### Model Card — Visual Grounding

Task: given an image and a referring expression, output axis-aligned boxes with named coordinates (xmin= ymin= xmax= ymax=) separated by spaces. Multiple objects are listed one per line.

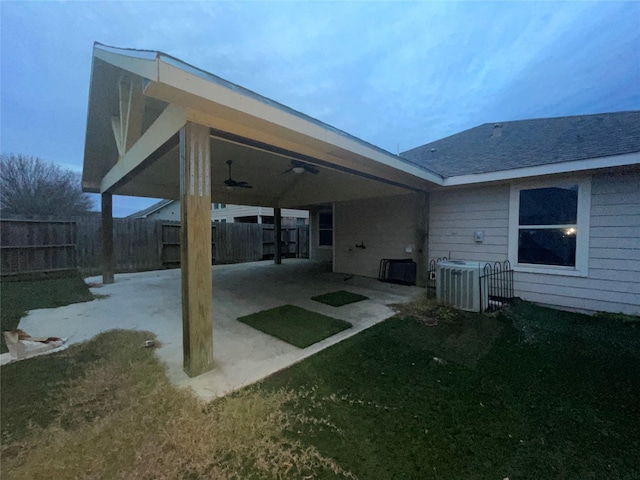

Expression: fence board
xmin=1 ymin=218 xmax=76 ymax=275
xmin=1 ymin=217 xmax=308 ymax=279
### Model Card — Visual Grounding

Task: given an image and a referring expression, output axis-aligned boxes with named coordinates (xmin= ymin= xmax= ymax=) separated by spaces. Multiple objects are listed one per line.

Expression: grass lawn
xmin=237 ymin=304 xmax=352 ymax=348
xmin=0 ymin=274 xmax=94 ymax=353
xmin=312 ymin=290 xmax=369 ymax=307
xmin=2 ymin=293 xmax=639 ymax=479
xmin=259 ymin=300 xmax=640 ymax=479
xmin=1 ymin=330 xmax=353 ymax=479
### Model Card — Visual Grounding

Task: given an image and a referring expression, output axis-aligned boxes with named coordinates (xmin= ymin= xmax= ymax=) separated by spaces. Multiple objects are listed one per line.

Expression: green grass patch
xmin=4 ymin=295 xmax=639 ymax=479
xmin=259 ymin=298 xmax=640 ymax=479
xmin=311 ymin=290 xmax=368 ymax=307
xmin=238 ymin=305 xmax=352 ymax=348
xmin=0 ymin=274 xmax=94 ymax=353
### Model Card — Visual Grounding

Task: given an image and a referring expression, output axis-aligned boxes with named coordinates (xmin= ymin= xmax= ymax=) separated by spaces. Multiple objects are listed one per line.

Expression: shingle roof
xmin=400 ymin=111 xmax=640 ymax=178
xmin=126 ymin=200 xmax=174 ymax=219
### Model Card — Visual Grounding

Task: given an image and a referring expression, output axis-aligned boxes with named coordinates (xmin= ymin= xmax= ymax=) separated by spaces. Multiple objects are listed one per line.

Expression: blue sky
xmin=2 ymin=1 xmax=639 ymax=217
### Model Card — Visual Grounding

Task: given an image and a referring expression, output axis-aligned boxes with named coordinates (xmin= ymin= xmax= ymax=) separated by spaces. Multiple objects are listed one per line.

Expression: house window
xmin=213 ymin=203 xmax=226 ymax=210
xmin=318 ymin=211 xmax=333 ymax=247
xmin=508 ymin=178 xmax=591 ymax=276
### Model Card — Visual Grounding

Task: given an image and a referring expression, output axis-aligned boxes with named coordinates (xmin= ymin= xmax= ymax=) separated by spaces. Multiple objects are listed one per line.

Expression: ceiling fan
xmin=224 ymin=160 xmax=252 ymax=189
xmin=282 ymin=160 xmax=320 ymax=175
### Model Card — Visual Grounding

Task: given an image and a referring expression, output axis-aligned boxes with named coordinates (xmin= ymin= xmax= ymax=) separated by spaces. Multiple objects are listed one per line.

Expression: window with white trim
xmin=508 ymin=178 xmax=590 ymax=276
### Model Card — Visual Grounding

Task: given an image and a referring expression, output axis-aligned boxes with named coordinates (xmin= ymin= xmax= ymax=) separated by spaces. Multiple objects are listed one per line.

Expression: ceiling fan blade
xmin=281 ymin=167 xmax=294 ymax=174
xmin=304 ymin=164 xmax=320 ymax=174
xmin=238 ymin=183 xmax=253 ymax=189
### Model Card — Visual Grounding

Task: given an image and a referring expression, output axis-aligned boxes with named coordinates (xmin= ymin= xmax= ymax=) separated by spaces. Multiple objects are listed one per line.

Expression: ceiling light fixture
xmin=292 ymin=166 xmax=305 ymax=174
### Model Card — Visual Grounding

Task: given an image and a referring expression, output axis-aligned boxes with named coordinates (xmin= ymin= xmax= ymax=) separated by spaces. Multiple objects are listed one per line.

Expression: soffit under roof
xmin=82 ymin=44 xmax=441 ymax=207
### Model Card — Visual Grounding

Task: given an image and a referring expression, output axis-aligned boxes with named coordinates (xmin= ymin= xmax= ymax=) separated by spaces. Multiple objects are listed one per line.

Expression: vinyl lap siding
xmin=428 ymin=185 xmax=510 ymax=263
xmin=212 ymin=206 xmax=309 ymax=223
xmin=147 ymin=202 xmax=181 ymax=220
xmin=513 ymin=170 xmax=640 ymax=315
xmin=429 ymin=171 xmax=640 ymax=315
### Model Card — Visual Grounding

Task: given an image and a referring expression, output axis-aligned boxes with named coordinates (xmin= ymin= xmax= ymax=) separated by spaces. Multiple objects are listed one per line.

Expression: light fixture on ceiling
xmin=282 ymin=160 xmax=320 ymax=175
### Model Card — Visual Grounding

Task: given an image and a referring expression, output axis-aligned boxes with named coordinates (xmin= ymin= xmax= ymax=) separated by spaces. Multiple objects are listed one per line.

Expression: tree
xmin=0 ymin=154 xmax=93 ymax=216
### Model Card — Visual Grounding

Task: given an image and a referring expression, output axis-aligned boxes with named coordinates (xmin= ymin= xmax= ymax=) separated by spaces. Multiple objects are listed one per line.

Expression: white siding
xmin=143 ymin=202 xmax=308 ymax=224
xmin=428 ymin=170 xmax=640 ymax=315
xmin=212 ymin=205 xmax=308 ymax=223
xmin=147 ymin=201 xmax=181 ymax=220
xmin=334 ymin=194 xmax=417 ymax=278
xmin=514 ymin=171 xmax=640 ymax=315
xmin=428 ymin=185 xmax=510 ymax=263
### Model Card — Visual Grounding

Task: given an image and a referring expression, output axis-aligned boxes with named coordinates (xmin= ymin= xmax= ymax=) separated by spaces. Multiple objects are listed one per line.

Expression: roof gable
xmin=127 ymin=199 xmax=174 ymax=218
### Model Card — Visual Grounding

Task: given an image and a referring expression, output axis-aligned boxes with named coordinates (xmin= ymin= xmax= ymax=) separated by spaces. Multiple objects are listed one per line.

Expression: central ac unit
xmin=436 ymin=260 xmax=487 ymax=312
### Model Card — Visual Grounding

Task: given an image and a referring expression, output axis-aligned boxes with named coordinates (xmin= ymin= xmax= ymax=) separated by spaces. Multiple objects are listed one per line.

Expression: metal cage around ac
xmin=427 ymin=258 xmax=514 ymax=313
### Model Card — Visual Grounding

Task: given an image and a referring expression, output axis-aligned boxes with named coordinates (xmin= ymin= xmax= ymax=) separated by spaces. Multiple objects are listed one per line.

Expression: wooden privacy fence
xmin=1 ymin=217 xmax=309 ymax=278
xmin=0 ymin=218 xmax=77 ymax=276
xmin=161 ymin=223 xmax=308 ymax=266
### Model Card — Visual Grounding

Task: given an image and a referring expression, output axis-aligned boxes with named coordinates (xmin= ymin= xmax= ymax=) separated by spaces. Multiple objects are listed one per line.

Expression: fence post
xmin=102 ymin=193 xmax=115 ymax=284
xmin=274 ymin=208 xmax=282 ymax=265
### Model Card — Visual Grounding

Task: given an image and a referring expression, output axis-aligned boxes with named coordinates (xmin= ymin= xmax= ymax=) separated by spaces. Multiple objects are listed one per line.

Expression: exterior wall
xmin=309 ymin=205 xmax=333 ymax=264
xmin=428 ymin=169 xmax=640 ymax=315
xmin=212 ymin=205 xmax=308 ymax=224
xmin=142 ymin=202 xmax=308 ymax=224
xmin=145 ymin=201 xmax=181 ymax=221
xmin=334 ymin=194 xmax=417 ymax=278
xmin=428 ymin=184 xmax=510 ymax=263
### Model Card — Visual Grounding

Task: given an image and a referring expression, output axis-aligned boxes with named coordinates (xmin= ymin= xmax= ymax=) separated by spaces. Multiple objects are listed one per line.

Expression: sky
xmin=1 ymin=1 xmax=639 ymax=217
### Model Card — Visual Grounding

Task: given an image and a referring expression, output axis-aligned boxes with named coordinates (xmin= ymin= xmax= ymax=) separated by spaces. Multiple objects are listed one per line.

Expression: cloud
xmin=1 ymin=1 xmax=638 ymax=216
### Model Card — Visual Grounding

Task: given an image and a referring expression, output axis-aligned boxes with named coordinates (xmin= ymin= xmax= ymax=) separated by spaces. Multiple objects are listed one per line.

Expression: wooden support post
xmin=415 ymin=192 xmax=429 ymax=287
xmin=102 ymin=192 xmax=114 ymax=284
xmin=180 ymin=122 xmax=214 ymax=377
xmin=274 ymin=207 xmax=282 ymax=265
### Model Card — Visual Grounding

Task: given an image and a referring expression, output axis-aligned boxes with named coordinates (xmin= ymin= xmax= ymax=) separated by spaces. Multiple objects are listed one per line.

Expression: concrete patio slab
xmin=18 ymin=259 xmax=422 ymax=401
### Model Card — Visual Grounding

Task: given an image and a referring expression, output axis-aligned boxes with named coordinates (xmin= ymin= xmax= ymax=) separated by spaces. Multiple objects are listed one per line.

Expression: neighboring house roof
xmin=127 ymin=200 xmax=310 ymax=219
xmin=401 ymin=111 xmax=640 ymax=179
xmin=126 ymin=199 xmax=174 ymax=219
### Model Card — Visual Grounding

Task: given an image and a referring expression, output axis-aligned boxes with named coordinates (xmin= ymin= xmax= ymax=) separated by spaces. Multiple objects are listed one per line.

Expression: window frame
xmin=508 ymin=176 xmax=591 ymax=277
xmin=317 ymin=210 xmax=333 ymax=248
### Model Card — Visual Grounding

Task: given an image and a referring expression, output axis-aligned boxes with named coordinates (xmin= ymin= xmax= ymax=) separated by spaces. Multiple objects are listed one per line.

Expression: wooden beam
xmin=110 ymin=76 xmax=144 ymax=158
xmin=102 ymin=193 xmax=114 ymax=284
xmin=124 ymin=77 xmax=145 ymax=152
xmin=414 ymin=192 xmax=429 ymax=287
xmin=180 ymin=122 xmax=214 ymax=377
xmin=274 ymin=207 xmax=282 ymax=265
xmin=101 ymin=104 xmax=186 ymax=193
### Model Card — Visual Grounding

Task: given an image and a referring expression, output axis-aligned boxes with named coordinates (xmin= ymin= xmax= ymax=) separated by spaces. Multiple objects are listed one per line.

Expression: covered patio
xmin=19 ymin=260 xmax=421 ymax=400
xmin=82 ymin=43 xmax=438 ymax=377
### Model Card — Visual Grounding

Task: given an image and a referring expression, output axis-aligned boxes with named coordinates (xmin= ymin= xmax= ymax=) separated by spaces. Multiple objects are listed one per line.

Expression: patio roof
xmin=82 ymin=43 xmax=441 ymax=208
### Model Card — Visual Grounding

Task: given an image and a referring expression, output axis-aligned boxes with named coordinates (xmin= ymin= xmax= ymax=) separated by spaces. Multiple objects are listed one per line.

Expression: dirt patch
xmin=391 ymin=294 xmax=504 ymax=368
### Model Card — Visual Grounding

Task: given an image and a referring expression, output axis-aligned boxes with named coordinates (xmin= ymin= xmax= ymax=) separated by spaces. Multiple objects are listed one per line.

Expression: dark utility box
xmin=378 ymin=258 xmax=417 ymax=286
